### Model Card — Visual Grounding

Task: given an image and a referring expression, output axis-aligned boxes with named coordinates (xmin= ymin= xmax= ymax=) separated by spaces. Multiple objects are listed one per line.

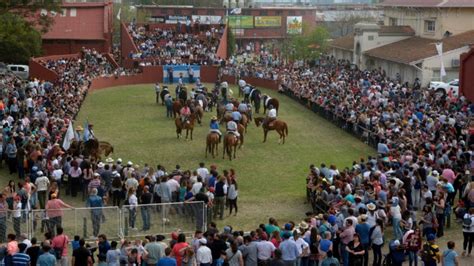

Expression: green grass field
xmin=74 ymin=84 xmax=374 ymax=229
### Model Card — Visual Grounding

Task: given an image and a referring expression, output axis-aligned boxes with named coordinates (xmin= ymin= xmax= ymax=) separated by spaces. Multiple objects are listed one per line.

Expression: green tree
xmin=0 ymin=0 xmax=61 ymax=34
xmin=290 ymin=25 xmax=329 ymax=62
xmin=0 ymin=13 xmax=42 ymax=63
xmin=227 ymin=26 xmax=236 ymax=58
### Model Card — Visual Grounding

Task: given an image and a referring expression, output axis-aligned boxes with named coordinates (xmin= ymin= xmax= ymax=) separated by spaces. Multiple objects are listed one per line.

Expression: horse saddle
xmin=268 ymin=120 xmax=275 ymax=127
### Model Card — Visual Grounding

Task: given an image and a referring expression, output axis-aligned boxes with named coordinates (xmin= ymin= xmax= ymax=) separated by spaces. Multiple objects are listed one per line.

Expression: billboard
xmin=165 ymin=15 xmax=188 ymax=24
xmin=228 ymin=16 xmax=254 ymax=29
xmin=287 ymin=16 xmax=303 ymax=34
xmin=255 ymin=16 xmax=281 ymax=27
xmin=192 ymin=15 xmax=223 ymax=25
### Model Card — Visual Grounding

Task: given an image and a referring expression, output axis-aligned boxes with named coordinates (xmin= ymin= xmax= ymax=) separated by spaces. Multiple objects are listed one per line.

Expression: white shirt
xmin=268 ymin=109 xmax=277 ymax=118
xmin=257 ymin=240 xmax=276 ymax=260
xmin=128 ymin=194 xmax=138 ymax=209
xmin=35 ymin=176 xmax=50 ymax=192
xmin=125 ymin=178 xmax=138 ymax=191
xmin=13 ymin=202 xmax=22 ymax=218
xmin=167 ymin=179 xmax=180 ymax=193
xmin=191 ymin=182 xmax=203 ymax=195
xmin=294 ymin=237 xmax=309 ymax=256
xmin=197 ymin=167 xmax=209 ymax=182
xmin=197 ymin=246 xmax=213 ymax=264
xmin=52 ymin=169 xmax=63 ymax=182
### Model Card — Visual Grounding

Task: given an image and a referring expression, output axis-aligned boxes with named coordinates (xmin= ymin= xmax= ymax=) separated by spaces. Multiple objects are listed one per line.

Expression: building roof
xmin=364 ymin=30 xmax=474 ymax=64
xmin=379 ymin=26 xmax=415 ymax=36
xmin=330 ymin=35 xmax=354 ymax=51
xmin=380 ymin=0 xmax=474 ymax=8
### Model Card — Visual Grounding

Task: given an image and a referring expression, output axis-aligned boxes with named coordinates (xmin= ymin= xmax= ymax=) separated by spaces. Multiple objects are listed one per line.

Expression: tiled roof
xmin=330 ymin=35 xmax=354 ymax=51
xmin=380 ymin=0 xmax=474 ymax=8
xmin=364 ymin=30 xmax=474 ymax=64
xmin=379 ymin=26 xmax=415 ymax=36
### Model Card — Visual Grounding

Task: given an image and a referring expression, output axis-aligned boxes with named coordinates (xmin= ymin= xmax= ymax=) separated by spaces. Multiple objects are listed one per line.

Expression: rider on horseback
xmin=180 ymin=103 xmax=191 ymax=124
xmin=243 ymin=84 xmax=252 ymax=102
xmin=264 ymin=105 xmax=277 ymax=128
xmin=209 ymin=116 xmax=222 ymax=142
xmin=231 ymin=110 xmax=242 ymax=124
xmin=226 ymin=120 xmax=240 ymax=139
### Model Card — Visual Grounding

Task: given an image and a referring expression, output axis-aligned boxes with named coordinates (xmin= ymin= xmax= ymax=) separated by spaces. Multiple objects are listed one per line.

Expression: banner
xmin=62 ymin=121 xmax=75 ymax=150
xmin=287 ymin=16 xmax=303 ymax=34
xmin=192 ymin=15 xmax=222 ymax=25
xmin=165 ymin=15 xmax=188 ymax=24
xmin=163 ymin=65 xmax=201 ymax=84
xmin=255 ymin=16 xmax=281 ymax=27
xmin=228 ymin=16 xmax=254 ymax=29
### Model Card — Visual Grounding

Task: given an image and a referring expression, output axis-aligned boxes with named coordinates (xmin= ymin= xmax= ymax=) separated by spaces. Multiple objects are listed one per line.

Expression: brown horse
xmin=223 ymin=133 xmax=239 ymax=160
xmin=98 ymin=141 xmax=114 ymax=156
xmin=237 ymin=124 xmax=245 ymax=148
xmin=254 ymin=117 xmax=288 ymax=144
xmin=240 ymin=113 xmax=249 ymax=133
xmin=172 ymin=100 xmax=182 ymax=118
xmin=192 ymin=103 xmax=204 ymax=125
xmin=262 ymin=96 xmax=280 ymax=115
xmin=205 ymin=132 xmax=219 ymax=158
xmin=175 ymin=113 xmax=196 ymax=140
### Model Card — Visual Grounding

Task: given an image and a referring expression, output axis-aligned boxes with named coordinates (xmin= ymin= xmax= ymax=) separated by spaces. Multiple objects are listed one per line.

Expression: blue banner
xmin=163 ymin=65 xmax=201 ymax=84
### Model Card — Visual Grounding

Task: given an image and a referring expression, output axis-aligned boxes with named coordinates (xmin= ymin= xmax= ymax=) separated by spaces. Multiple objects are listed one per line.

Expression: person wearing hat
xmin=86 ymin=188 xmax=103 ymax=237
xmin=35 ymin=171 xmax=50 ymax=209
xmin=355 ymin=214 xmax=371 ymax=266
xmin=45 ymin=193 xmax=73 ymax=236
xmin=209 ymin=116 xmax=222 ymax=142
xmin=74 ymin=125 xmax=83 ymax=141
xmin=420 ymin=234 xmax=440 ymax=266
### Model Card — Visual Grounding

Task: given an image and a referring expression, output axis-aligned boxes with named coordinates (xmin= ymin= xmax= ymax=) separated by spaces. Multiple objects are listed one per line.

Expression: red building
xmin=41 ymin=1 xmax=113 ymax=56
xmin=135 ymin=5 xmax=316 ymax=51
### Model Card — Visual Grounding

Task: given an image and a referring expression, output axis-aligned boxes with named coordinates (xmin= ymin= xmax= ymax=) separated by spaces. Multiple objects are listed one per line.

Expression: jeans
xmin=214 ymin=196 xmax=225 ymax=219
xmin=92 ymin=211 xmax=102 ymax=236
xmin=141 ymin=206 xmax=150 ymax=230
xmin=392 ymin=217 xmax=402 ymax=240
xmin=56 ymin=257 xmax=68 ymax=266
xmin=48 ymin=216 xmax=62 ymax=237
xmin=38 ymin=190 xmax=47 ymax=209
xmin=340 ymin=243 xmax=349 ymax=266
xmin=129 ymin=208 xmax=136 ymax=228
xmin=13 ymin=217 xmax=21 ymax=236
xmin=464 ymin=231 xmax=474 ymax=254
xmin=228 ymin=198 xmax=238 ymax=215
xmin=436 ymin=213 xmax=445 ymax=237
xmin=411 ymin=189 xmax=421 ymax=209
xmin=372 ymin=244 xmax=382 ymax=266
xmin=0 ymin=216 xmax=6 ymax=243
xmin=408 ymin=250 xmax=418 ymax=266
xmin=362 ymin=243 xmax=369 ymax=266
xmin=70 ymin=177 xmax=80 ymax=197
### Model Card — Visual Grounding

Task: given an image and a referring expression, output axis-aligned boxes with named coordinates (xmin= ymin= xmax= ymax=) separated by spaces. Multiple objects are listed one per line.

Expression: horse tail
xmin=284 ymin=123 xmax=288 ymax=137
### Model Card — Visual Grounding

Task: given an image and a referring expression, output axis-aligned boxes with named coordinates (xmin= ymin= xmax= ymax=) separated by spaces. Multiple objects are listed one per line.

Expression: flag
xmin=62 ymin=121 xmax=75 ymax=150
xmin=83 ymin=120 xmax=90 ymax=142
xmin=435 ymin=42 xmax=447 ymax=79
xmin=230 ymin=8 xmax=241 ymax=15
xmin=116 ymin=7 xmax=121 ymax=20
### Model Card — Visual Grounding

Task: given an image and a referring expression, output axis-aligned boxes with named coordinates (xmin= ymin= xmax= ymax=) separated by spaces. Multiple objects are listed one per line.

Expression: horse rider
xmin=264 ymin=105 xmax=277 ymax=128
xmin=75 ymin=125 xmax=83 ymax=141
xmin=220 ymin=81 xmax=228 ymax=103
xmin=225 ymin=101 xmax=234 ymax=112
xmin=243 ymin=84 xmax=252 ymax=102
xmin=238 ymin=101 xmax=248 ymax=114
xmin=155 ymin=82 xmax=161 ymax=104
xmin=238 ymin=78 xmax=246 ymax=95
xmin=231 ymin=109 xmax=242 ymax=124
xmin=226 ymin=120 xmax=240 ymax=139
xmin=209 ymin=116 xmax=222 ymax=142
xmin=180 ymin=103 xmax=191 ymax=123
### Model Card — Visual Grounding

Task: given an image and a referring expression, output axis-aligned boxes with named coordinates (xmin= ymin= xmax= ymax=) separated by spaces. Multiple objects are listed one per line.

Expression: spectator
xmin=51 ymin=226 xmax=69 ymax=266
xmin=158 ymin=247 xmax=177 ymax=266
xmin=37 ymin=241 xmax=56 ymax=266
xmin=442 ymin=241 xmax=459 ymax=266
xmin=72 ymin=239 xmax=92 ymax=266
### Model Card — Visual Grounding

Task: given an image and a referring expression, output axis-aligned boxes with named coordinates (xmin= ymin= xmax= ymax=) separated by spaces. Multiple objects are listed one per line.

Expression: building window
xmin=368 ymin=35 xmax=374 ymax=41
xmin=389 ymin=17 xmax=397 ymax=26
xmin=424 ymin=20 xmax=436 ymax=33
xmin=260 ymin=10 xmax=267 ymax=16
xmin=70 ymin=8 xmax=76 ymax=17
xmin=60 ymin=8 xmax=66 ymax=17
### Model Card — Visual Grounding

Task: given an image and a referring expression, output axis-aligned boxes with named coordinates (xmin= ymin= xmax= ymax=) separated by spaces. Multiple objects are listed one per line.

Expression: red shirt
xmin=172 ymin=242 xmax=189 ymax=266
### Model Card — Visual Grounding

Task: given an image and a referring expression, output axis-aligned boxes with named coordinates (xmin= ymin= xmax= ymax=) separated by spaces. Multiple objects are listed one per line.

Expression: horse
xmin=262 ymin=95 xmax=280 ymax=115
xmin=223 ymin=133 xmax=239 ymax=160
xmin=240 ymin=113 xmax=249 ymax=133
xmin=205 ymin=132 xmax=219 ymax=158
xmin=175 ymin=113 xmax=196 ymax=140
xmin=249 ymin=88 xmax=261 ymax=114
xmin=172 ymin=100 xmax=182 ymax=118
xmin=98 ymin=141 xmax=114 ymax=156
xmin=160 ymin=88 xmax=170 ymax=105
xmin=217 ymin=103 xmax=226 ymax=122
xmin=191 ymin=101 xmax=204 ymax=125
xmin=237 ymin=124 xmax=245 ymax=148
xmin=83 ymin=139 xmax=101 ymax=160
xmin=254 ymin=117 xmax=288 ymax=144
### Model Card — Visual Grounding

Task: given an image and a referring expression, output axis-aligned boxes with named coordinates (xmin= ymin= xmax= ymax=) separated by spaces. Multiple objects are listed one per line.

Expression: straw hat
xmin=75 ymin=125 xmax=83 ymax=131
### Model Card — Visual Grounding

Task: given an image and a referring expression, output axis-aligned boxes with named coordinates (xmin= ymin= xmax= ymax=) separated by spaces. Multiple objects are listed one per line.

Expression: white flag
xmin=62 ymin=121 xmax=75 ymax=150
xmin=116 ymin=7 xmax=121 ymax=20
xmin=230 ymin=8 xmax=241 ymax=15
xmin=435 ymin=42 xmax=447 ymax=79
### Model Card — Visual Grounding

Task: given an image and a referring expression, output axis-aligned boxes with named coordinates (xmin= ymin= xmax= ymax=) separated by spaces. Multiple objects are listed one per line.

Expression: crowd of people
xmin=128 ymin=22 xmax=224 ymax=66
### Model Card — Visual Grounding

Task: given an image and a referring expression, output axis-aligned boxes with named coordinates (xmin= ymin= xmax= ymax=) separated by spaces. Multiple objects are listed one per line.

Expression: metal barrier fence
xmin=5 ymin=202 xmax=206 ymax=241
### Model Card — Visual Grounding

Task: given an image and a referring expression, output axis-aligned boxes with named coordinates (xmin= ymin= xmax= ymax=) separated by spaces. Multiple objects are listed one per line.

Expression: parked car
xmin=7 ymin=64 xmax=29 ymax=80
xmin=429 ymin=79 xmax=459 ymax=97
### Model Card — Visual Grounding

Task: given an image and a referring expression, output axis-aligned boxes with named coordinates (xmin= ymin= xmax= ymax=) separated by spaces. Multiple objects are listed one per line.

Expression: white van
xmin=7 ymin=64 xmax=29 ymax=79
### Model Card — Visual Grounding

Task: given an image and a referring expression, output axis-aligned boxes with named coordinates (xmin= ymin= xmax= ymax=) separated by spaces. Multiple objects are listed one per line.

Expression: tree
xmin=227 ymin=26 xmax=236 ymax=58
xmin=290 ymin=25 xmax=330 ymax=62
xmin=0 ymin=0 xmax=61 ymax=34
xmin=0 ymin=13 xmax=42 ymax=63
xmin=330 ymin=13 xmax=377 ymax=37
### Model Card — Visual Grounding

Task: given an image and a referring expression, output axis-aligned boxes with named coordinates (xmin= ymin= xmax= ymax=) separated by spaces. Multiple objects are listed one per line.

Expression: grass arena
xmin=74 ymin=83 xmax=374 ymax=229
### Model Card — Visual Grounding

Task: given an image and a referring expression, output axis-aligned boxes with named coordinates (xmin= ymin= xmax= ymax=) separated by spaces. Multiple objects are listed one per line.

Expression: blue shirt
xmin=442 ymin=249 xmax=458 ymax=266
xmin=355 ymin=223 xmax=371 ymax=244
xmin=210 ymin=121 xmax=219 ymax=130
xmin=37 ymin=253 xmax=56 ymax=266
xmin=231 ymin=111 xmax=242 ymax=121
xmin=157 ymin=257 xmax=177 ymax=266
xmin=279 ymin=239 xmax=299 ymax=261
xmin=319 ymin=239 xmax=332 ymax=253
xmin=12 ymin=252 xmax=30 ymax=266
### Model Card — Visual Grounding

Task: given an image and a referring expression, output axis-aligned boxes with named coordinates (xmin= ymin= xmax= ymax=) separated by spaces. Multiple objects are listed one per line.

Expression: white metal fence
xmin=3 ymin=202 xmax=206 ymax=241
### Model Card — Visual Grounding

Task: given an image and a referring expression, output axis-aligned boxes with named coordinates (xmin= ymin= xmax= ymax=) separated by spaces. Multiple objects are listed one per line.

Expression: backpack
xmin=463 ymin=215 xmax=472 ymax=229
xmin=421 ymin=243 xmax=436 ymax=263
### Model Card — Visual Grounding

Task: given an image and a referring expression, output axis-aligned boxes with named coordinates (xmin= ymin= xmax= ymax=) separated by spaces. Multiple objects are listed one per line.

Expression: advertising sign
xmin=165 ymin=15 xmax=188 ymax=24
xmin=254 ymin=16 xmax=281 ymax=27
xmin=228 ymin=16 xmax=254 ymax=29
xmin=163 ymin=65 xmax=200 ymax=83
xmin=287 ymin=16 xmax=303 ymax=34
xmin=192 ymin=15 xmax=223 ymax=25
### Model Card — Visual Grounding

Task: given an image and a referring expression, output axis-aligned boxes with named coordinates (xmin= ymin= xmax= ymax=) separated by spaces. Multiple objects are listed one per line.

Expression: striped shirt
xmin=12 ymin=252 xmax=30 ymax=265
